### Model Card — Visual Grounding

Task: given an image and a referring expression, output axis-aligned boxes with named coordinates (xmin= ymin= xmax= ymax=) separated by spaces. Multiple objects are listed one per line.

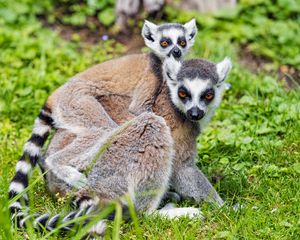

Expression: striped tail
xmin=12 ymin=196 xmax=130 ymax=237
xmin=14 ymin=204 xmax=97 ymax=233
xmin=9 ymin=104 xmax=54 ymax=214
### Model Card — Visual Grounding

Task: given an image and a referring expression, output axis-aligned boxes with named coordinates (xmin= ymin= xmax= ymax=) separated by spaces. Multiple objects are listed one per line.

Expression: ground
xmin=0 ymin=1 xmax=299 ymax=239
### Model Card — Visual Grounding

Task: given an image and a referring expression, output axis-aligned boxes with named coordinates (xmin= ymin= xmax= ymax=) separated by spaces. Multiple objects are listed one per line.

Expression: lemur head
xmin=142 ymin=19 xmax=197 ymax=60
xmin=163 ymin=56 xmax=232 ymax=124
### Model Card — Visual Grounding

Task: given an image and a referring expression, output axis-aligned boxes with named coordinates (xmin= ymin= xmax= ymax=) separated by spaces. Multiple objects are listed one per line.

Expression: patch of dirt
xmin=278 ymin=65 xmax=300 ymax=89
xmin=239 ymin=45 xmax=272 ymax=71
xmin=41 ymin=17 xmax=104 ymax=44
xmin=239 ymin=45 xmax=300 ymax=89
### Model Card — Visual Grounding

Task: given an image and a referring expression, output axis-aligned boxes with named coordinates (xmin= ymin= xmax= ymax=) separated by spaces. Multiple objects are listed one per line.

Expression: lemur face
xmin=142 ymin=19 xmax=197 ymax=60
xmin=163 ymin=57 xmax=232 ymax=122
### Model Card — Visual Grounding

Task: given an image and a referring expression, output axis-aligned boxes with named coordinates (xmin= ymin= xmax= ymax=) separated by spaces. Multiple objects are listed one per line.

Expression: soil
xmin=239 ymin=45 xmax=300 ymax=89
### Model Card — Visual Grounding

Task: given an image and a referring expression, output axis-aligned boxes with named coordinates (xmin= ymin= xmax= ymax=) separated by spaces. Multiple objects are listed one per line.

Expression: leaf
xmin=219 ymin=157 xmax=229 ymax=165
xmin=0 ymin=9 xmax=17 ymax=23
xmin=279 ymin=221 xmax=293 ymax=228
xmin=292 ymin=163 xmax=300 ymax=174
xmin=15 ymin=87 xmax=32 ymax=97
xmin=241 ymin=137 xmax=253 ymax=144
xmin=266 ymin=164 xmax=279 ymax=173
xmin=233 ymin=163 xmax=246 ymax=171
xmin=256 ymin=126 xmax=274 ymax=135
xmin=239 ymin=95 xmax=256 ymax=105
xmin=217 ymin=231 xmax=231 ymax=238
xmin=97 ymin=8 xmax=115 ymax=27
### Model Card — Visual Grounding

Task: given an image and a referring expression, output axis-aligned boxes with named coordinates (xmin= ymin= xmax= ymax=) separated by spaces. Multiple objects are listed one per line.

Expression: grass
xmin=0 ymin=1 xmax=300 ymax=239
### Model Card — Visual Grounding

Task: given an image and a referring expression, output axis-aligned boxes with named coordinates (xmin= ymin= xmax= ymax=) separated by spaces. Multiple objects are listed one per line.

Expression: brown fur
xmin=47 ymin=53 xmax=160 ymax=123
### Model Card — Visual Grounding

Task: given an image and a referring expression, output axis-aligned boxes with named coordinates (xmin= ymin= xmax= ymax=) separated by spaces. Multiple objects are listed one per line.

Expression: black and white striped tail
xmin=12 ymin=196 xmax=130 ymax=236
xmin=13 ymin=203 xmax=97 ymax=233
xmin=9 ymin=104 xmax=54 ymax=214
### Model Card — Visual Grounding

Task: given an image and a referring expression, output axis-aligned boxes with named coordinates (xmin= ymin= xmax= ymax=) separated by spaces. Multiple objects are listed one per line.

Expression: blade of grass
xmin=112 ymin=202 xmax=122 ymax=240
xmin=125 ymin=194 xmax=143 ymax=240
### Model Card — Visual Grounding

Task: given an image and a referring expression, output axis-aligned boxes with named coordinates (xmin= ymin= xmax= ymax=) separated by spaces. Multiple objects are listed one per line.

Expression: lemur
xmin=9 ymin=19 xmax=197 ymax=214
xmin=14 ymin=56 xmax=232 ymax=235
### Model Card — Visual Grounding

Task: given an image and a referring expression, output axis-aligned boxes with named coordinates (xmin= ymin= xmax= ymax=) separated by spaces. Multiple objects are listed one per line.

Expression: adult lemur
xmin=9 ymin=19 xmax=197 ymax=212
xmin=23 ymin=55 xmax=231 ymax=235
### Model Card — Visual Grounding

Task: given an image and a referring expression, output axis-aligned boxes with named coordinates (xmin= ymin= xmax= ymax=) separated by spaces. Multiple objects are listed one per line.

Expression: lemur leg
xmin=171 ymin=159 xmax=224 ymax=207
xmin=45 ymin=94 xmax=119 ymax=189
xmin=45 ymin=129 xmax=114 ymax=189
xmin=41 ymin=129 xmax=75 ymax=197
xmin=87 ymin=112 xmax=174 ymax=212
xmin=87 ymin=112 xmax=202 ymax=221
xmin=61 ymin=112 xmax=175 ymax=236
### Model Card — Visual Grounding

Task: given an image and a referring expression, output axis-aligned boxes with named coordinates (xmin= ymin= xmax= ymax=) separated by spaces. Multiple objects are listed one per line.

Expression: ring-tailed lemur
xmin=14 ymin=56 xmax=232 ymax=236
xmin=8 ymin=19 xmax=197 ymax=214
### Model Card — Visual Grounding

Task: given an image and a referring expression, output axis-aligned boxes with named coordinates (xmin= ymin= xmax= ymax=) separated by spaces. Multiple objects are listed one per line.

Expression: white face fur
xmin=142 ymin=19 xmax=198 ymax=60
xmin=163 ymin=57 xmax=232 ymax=128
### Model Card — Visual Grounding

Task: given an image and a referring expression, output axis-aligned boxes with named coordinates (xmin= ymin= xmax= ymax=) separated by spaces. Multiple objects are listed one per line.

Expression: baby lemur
xmin=9 ymin=19 xmax=197 ymax=212
xmin=16 ymin=55 xmax=232 ymax=235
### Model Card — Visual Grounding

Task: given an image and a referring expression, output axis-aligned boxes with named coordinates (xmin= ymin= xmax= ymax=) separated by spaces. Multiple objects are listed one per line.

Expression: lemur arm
xmin=129 ymin=53 xmax=162 ymax=116
xmin=129 ymin=76 xmax=162 ymax=115
xmin=171 ymin=158 xmax=224 ymax=207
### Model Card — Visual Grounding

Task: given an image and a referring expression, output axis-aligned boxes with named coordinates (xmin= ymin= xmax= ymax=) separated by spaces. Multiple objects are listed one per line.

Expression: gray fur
xmin=178 ymin=59 xmax=219 ymax=84
xmin=46 ymin=112 xmax=174 ymax=213
xmin=157 ymin=23 xmax=185 ymax=31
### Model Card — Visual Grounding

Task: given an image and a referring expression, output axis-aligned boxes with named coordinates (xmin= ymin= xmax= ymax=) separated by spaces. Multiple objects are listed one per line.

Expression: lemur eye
xmin=205 ymin=93 xmax=214 ymax=101
xmin=178 ymin=90 xmax=187 ymax=99
xmin=160 ymin=41 xmax=169 ymax=47
xmin=180 ymin=40 xmax=186 ymax=47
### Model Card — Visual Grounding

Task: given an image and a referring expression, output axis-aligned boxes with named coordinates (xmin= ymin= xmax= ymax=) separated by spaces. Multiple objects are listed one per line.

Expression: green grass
xmin=1 ymin=1 xmax=300 ymax=239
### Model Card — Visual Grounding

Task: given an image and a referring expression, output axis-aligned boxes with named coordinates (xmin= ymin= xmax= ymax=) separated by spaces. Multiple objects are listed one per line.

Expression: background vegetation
xmin=0 ymin=0 xmax=299 ymax=239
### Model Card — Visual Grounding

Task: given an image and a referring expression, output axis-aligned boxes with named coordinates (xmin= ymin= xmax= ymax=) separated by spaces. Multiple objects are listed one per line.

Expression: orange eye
xmin=160 ymin=41 xmax=169 ymax=47
xmin=205 ymin=93 xmax=214 ymax=100
xmin=178 ymin=91 xmax=187 ymax=98
xmin=180 ymin=40 xmax=186 ymax=47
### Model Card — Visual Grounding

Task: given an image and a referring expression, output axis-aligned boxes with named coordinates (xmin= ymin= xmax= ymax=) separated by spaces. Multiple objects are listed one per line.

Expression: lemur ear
xmin=184 ymin=19 xmax=198 ymax=41
xmin=163 ymin=57 xmax=182 ymax=85
xmin=142 ymin=20 xmax=158 ymax=43
xmin=216 ymin=57 xmax=232 ymax=84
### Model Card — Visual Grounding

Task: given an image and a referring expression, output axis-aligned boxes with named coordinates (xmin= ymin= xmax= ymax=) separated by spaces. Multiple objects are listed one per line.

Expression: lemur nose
xmin=172 ymin=48 xmax=181 ymax=58
xmin=187 ymin=107 xmax=204 ymax=121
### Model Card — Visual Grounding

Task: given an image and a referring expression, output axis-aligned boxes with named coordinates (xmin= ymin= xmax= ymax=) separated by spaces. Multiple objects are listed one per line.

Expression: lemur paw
xmin=73 ymin=174 xmax=88 ymax=189
xmin=60 ymin=166 xmax=88 ymax=189
xmin=157 ymin=207 xmax=204 ymax=220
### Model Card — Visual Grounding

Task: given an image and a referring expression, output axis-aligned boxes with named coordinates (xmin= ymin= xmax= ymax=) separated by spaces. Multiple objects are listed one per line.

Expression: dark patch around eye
xmin=160 ymin=37 xmax=172 ymax=48
xmin=201 ymin=88 xmax=215 ymax=103
xmin=178 ymin=86 xmax=191 ymax=103
xmin=177 ymin=36 xmax=187 ymax=48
